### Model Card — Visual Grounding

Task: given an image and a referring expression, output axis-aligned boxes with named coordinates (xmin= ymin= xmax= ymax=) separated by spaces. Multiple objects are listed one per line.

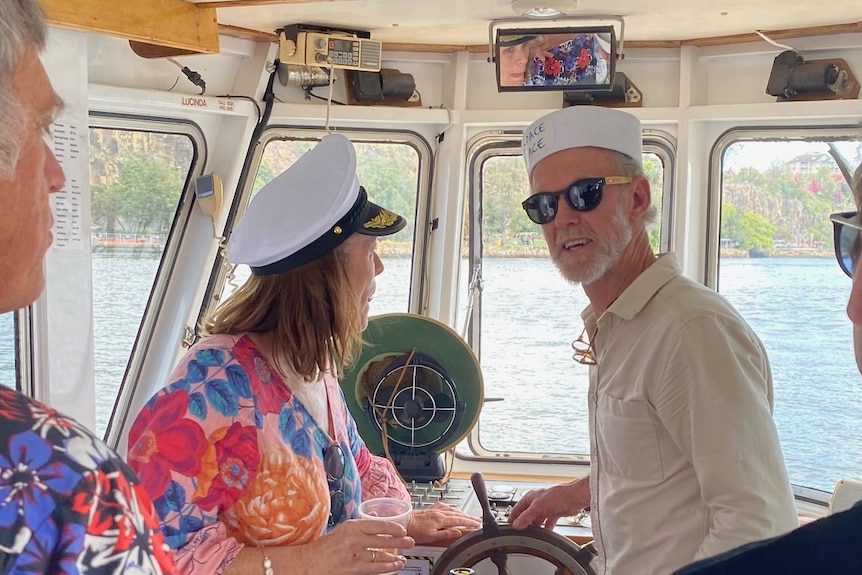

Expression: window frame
xmin=706 ymin=125 xmax=862 ymax=504
xmin=459 ymin=130 xmax=676 ymax=463
xmin=96 ymin=112 xmax=206 ymax=444
xmin=705 ymin=125 xmax=862 ymax=289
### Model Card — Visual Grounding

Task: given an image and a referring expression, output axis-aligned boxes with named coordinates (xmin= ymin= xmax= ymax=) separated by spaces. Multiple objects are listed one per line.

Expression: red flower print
xmin=193 ymin=423 xmax=259 ymax=512
xmin=544 ymin=56 xmax=562 ymax=76
xmin=128 ymin=390 xmax=208 ymax=497
xmin=250 ymin=356 xmax=291 ymax=416
xmin=578 ymin=48 xmax=590 ymax=70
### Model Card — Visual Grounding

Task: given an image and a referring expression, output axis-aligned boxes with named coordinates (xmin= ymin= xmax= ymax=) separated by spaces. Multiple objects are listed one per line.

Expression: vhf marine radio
xmin=278 ymin=24 xmax=382 ymax=72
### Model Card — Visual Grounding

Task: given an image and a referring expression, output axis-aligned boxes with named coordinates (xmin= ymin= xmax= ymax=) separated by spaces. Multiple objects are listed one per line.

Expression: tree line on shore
xmin=89 ymin=131 xmax=859 ymax=259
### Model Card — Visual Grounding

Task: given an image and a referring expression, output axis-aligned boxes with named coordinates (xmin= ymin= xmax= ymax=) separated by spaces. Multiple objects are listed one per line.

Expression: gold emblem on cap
xmin=333 ymin=225 xmax=343 ymax=234
xmin=365 ymin=209 xmax=398 ymax=229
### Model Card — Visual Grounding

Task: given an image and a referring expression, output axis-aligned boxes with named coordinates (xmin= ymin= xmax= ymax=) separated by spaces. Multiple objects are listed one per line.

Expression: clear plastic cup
xmin=358 ymin=497 xmax=412 ymax=526
xmin=358 ymin=497 xmax=412 ymax=574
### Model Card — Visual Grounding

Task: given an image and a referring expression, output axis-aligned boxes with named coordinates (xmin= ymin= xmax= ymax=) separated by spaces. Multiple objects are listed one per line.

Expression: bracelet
xmin=260 ymin=546 xmax=274 ymax=575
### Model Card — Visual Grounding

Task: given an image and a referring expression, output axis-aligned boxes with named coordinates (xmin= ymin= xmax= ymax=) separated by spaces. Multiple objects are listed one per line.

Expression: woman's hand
xmin=300 ymin=518 xmax=415 ymax=575
xmin=407 ymin=502 xmax=481 ymax=545
xmin=528 ymin=35 xmax=554 ymax=60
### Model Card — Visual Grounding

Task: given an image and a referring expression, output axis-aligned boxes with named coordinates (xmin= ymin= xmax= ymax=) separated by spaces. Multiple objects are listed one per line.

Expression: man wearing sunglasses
xmin=669 ymin=164 xmax=862 ymax=574
xmin=508 ymin=106 xmax=798 ymax=575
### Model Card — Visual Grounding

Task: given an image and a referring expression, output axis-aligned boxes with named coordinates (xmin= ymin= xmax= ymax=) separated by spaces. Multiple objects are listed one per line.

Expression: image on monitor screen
xmin=495 ymin=25 xmax=616 ymax=92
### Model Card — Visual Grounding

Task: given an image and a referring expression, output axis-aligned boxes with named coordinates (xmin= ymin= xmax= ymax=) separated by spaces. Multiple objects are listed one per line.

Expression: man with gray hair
xmin=508 ymin=106 xmax=798 ymax=574
xmin=0 ymin=1 xmax=176 ymax=572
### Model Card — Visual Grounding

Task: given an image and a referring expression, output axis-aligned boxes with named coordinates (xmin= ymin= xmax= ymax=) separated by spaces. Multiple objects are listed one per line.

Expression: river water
xmin=1 ymin=254 xmax=858 ymax=492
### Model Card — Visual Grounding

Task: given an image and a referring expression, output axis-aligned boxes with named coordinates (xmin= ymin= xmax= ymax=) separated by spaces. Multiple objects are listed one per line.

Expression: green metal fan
xmin=339 ymin=313 xmax=483 ymax=481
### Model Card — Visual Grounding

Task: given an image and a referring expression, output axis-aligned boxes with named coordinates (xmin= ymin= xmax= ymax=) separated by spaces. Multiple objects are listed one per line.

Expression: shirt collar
xmin=581 ymin=253 xmax=682 ymax=328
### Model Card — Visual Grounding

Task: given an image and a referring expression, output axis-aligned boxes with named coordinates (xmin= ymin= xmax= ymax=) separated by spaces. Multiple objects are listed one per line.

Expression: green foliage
xmin=91 ymin=182 xmax=124 ymax=234
xmin=89 ymin=129 xmax=192 ymax=235
xmin=482 ymin=155 xmax=533 ymax=246
xmin=355 ymin=143 xmax=419 ymax=240
xmin=92 ymin=158 xmax=183 ymax=233
xmin=643 ymin=155 xmax=664 ymax=252
xmin=722 ymin=202 xmax=775 ymax=251
xmin=721 ymin=149 xmax=857 ymax=251
xmin=738 ymin=210 xmax=776 ymax=251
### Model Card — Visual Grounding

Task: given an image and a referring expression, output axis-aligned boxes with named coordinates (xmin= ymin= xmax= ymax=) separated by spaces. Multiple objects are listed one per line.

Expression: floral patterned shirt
xmin=126 ymin=334 xmax=408 ymax=575
xmin=0 ymin=386 xmax=177 ymax=575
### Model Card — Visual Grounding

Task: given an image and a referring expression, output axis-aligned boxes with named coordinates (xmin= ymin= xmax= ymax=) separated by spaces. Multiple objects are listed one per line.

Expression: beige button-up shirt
xmin=583 ymin=253 xmax=798 ymax=575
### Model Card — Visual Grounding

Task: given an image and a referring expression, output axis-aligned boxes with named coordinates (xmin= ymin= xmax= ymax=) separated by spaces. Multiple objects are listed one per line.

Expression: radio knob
xmin=314 ymin=37 xmax=327 ymax=49
xmin=315 ymin=52 xmax=328 ymax=63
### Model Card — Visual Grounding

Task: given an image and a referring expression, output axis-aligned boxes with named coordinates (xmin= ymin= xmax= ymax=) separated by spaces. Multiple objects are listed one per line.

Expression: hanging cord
xmin=422 ymin=264 xmax=485 ymax=487
xmin=461 ymin=263 xmax=483 ymax=339
xmin=166 ymin=57 xmax=207 ymax=95
xmin=369 ymin=348 xmax=418 ymax=484
xmin=191 ymin=64 xmax=277 ymax=334
xmin=324 ymin=64 xmax=336 ymax=134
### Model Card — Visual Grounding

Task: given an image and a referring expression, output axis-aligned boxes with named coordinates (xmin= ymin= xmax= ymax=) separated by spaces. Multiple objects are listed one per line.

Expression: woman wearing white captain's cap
xmin=126 ymin=133 xmax=479 ymax=575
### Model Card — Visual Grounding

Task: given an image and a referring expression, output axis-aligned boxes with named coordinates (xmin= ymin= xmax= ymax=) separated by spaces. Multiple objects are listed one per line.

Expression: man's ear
xmin=630 ymin=175 xmax=652 ymax=220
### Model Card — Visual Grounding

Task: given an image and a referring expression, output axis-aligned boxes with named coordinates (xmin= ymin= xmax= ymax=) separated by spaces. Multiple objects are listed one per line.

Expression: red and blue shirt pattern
xmin=0 ymin=386 xmax=177 ymax=575
xmin=126 ymin=334 xmax=408 ymax=574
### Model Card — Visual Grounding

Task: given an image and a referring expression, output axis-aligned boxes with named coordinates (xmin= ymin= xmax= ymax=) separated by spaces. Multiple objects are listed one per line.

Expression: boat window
xmin=460 ymin=134 xmax=671 ymax=459
xmin=0 ymin=313 xmax=16 ymax=390
xmin=711 ymin=130 xmax=862 ymax=493
xmin=218 ymin=133 xmax=425 ymax=314
xmin=89 ymin=126 xmax=196 ymax=437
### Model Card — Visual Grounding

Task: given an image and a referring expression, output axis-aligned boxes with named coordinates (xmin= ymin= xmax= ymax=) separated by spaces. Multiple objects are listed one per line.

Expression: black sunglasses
xmin=831 ymin=211 xmax=862 ymax=278
xmin=521 ymin=176 xmax=632 ymax=225
xmin=324 ymin=442 xmax=346 ymax=526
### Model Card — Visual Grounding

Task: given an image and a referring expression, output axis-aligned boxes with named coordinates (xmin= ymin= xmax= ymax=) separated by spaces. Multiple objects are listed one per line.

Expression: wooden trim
xmin=197 ymin=0 xmax=360 ymax=7
xmin=387 ymin=42 xmax=469 ymax=53
xmin=39 ymin=0 xmax=219 ymax=54
xmin=133 ymin=9 xmax=862 ymax=54
xmin=681 ymin=21 xmax=862 ymax=47
xmin=214 ymin=25 xmax=474 ymax=54
xmin=218 ymin=23 xmax=278 ymax=42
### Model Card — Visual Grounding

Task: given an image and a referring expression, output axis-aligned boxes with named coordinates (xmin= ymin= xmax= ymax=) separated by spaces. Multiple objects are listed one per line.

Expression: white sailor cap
xmin=228 ymin=133 xmax=406 ymax=276
xmin=522 ymin=106 xmax=642 ymax=177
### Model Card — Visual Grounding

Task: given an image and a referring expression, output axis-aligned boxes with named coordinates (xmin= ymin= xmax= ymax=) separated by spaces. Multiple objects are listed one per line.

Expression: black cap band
xmin=251 ymin=188 xmax=368 ymax=276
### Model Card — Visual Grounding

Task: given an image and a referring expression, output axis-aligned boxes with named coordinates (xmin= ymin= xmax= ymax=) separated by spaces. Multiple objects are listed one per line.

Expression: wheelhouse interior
xmin=2 ymin=0 xmax=862 ymax=572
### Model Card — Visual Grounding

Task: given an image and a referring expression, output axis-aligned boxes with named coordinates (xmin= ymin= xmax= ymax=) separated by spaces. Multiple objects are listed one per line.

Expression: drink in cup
xmin=358 ymin=497 xmax=412 ymax=575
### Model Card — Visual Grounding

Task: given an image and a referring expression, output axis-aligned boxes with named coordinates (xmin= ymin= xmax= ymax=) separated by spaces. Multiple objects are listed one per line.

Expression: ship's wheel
xmin=339 ymin=314 xmax=483 ymax=481
xmin=430 ymin=473 xmax=597 ymax=575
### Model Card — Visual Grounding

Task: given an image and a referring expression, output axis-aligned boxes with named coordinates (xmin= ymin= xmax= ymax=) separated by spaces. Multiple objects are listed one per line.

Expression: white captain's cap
xmin=228 ymin=133 xmax=406 ymax=276
xmin=522 ymin=106 xmax=642 ymax=177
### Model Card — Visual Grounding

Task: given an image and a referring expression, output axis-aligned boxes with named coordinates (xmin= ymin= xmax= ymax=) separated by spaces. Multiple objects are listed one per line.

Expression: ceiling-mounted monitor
xmin=494 ymin=25 xmax=616 ymax=92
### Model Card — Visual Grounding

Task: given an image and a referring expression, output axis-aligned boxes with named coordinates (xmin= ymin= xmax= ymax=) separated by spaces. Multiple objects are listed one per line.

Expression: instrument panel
xmin=407 ymin=477 xmax=593 ymax=539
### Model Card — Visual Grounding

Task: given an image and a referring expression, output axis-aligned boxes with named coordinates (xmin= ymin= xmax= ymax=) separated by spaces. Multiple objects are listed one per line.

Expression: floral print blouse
xmin=126 ymin=334 xmax=408 ymax=574
xmin=0 ymin=386 xmax=177 ymax=575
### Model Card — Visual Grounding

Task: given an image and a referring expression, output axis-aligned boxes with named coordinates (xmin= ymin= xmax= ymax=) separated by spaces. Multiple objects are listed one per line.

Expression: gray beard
xmin=552 ymin=199 xmax=633 ymax=286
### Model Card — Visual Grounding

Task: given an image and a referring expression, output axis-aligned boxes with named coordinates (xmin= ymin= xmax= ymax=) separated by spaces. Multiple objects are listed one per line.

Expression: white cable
xmin=324 ymin=63 xmax=335 ymax=134
xmin=755 ymin=30 xmax=798 ymax=53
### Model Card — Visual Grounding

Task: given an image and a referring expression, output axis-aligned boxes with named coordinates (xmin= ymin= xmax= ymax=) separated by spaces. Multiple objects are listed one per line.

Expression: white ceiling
xmin=197 ymin=0 xmax=862 ymax=47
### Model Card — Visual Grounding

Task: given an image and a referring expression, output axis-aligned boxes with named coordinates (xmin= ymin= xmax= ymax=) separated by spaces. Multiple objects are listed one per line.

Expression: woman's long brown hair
xmin=201 ymin=245 xmax=363 ymax=381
